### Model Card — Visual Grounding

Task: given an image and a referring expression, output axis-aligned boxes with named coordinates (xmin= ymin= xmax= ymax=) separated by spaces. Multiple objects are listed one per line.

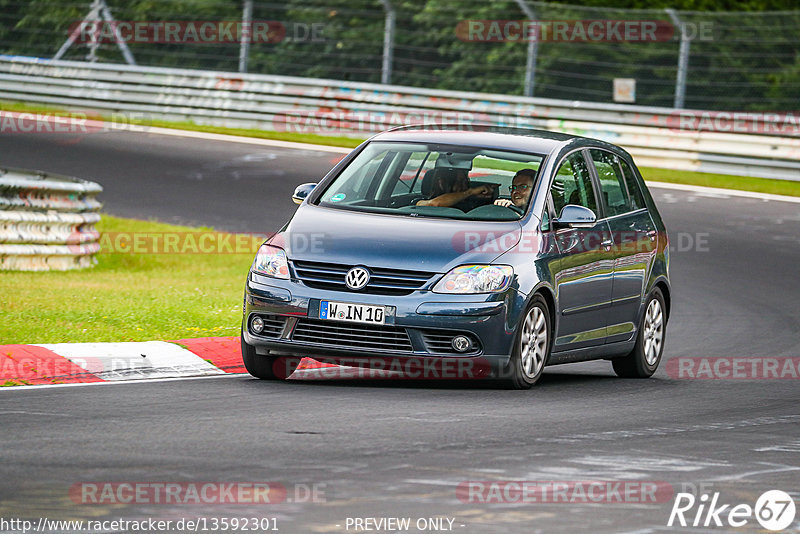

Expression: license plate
xmin=319 ymin=301 xmax=386 ymax=325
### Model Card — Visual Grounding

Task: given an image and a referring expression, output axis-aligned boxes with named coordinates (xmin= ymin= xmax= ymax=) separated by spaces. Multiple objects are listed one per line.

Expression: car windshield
xmin=314 ymin=142 xmax=546 ymax=221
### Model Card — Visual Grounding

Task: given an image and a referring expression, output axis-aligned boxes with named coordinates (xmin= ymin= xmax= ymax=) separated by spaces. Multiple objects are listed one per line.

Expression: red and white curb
xmin=0 ymin=337 xmax=332 ymax=387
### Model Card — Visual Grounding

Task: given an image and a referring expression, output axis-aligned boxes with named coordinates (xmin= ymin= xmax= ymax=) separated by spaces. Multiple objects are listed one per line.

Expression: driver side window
xmin=551 ymin=152 xmax=597 ymax=218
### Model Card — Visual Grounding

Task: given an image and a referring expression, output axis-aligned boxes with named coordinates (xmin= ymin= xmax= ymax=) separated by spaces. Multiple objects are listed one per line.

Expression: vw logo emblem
xmin=345 ymin=267 xmax=370 ymax=290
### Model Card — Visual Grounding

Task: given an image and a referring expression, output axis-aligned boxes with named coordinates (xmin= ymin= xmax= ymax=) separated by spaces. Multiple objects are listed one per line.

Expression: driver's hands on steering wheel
xmin=494 ymin=198 xmax=524 ymax=214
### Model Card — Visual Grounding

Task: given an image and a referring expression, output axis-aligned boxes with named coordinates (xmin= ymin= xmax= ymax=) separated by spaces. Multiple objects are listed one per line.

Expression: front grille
xmin=421 ymin=330 xmax=481 ymax=355
xmin=291 ymin=318 xmax=413 ymax=352
xmin=249 ymin=314 xmax=286 ymax=339
xmin=292 ymin=260 xmax=436 ymax=296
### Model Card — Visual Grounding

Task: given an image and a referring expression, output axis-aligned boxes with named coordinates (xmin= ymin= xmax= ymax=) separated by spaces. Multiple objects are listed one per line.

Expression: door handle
xmin=601 ymin=239 xmax=613 ymax=250
xmin=647 ymin=230 xmax=657 ymax=241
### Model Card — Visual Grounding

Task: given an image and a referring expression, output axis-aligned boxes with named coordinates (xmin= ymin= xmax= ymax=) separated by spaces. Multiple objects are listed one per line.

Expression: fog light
xmin=452 ymin=335 xmax=472 ymax=353
xmin=251 ymin=315 xmax=264 ymax=334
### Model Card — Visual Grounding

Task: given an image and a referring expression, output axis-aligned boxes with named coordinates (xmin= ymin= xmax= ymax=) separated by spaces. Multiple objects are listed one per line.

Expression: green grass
xmin=0 ymin=215 xmax=258 ymax=344
xmin=0 ymin=99 xmax=363 ymax=149
xmin=3 ymin=99 xmax=799 ymax=197
xmin=640 ymin=167 xmax=800 ymax=197
xmin=149 ymin=120 xmax=363 ymax=149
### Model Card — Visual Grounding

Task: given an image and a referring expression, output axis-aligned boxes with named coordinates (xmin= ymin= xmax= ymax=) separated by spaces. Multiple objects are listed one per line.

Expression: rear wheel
xmin=501 ymin=295 xmax=551 ymax=389
xmin=612 ymin=288 xmax=666 ymax=378
xmin=241 ymin=335 xmax=300 ymax=380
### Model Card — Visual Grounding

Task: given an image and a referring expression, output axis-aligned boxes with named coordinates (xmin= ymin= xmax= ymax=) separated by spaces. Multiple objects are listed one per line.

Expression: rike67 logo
xmin=668 ymin=490 xmax=796 ymax=531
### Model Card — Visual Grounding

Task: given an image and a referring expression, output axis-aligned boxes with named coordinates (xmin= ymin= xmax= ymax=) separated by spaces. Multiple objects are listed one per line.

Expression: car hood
xmin=269 ymin=205 xmax=523 ymax=273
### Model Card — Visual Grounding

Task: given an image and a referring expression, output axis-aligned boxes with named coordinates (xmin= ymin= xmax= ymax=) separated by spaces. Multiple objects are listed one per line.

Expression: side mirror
xmin=554 ymin=204 xmax=596 ymax=228
xmin=292 ymin=183 xmax=317 ymax=205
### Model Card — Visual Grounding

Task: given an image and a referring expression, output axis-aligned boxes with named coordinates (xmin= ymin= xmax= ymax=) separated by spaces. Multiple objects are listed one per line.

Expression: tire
xmin=500 ymin=294 xmax=552 ymax=389
xmin=241 ymin=334 xmax=300 ymax=380
xmin=612 ymin=288 xmax=666 ymax=378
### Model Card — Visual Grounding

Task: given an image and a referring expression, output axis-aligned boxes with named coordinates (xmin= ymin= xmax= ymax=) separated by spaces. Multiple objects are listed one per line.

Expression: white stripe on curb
xmin=35 ymin=341 xmax=224 ymax=381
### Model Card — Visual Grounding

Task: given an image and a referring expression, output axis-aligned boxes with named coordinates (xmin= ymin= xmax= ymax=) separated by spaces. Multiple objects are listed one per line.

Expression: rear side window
xmin=620 ymin=158 xmax=646 ymax=211
xmin=590 ymin=149 xmax=629 ymax=216
xmin=589 ymin=149 xmax=646 ymax=215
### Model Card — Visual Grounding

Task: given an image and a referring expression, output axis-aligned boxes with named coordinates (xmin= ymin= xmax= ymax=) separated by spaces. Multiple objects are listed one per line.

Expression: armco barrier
xmin=0 ymin=55 xmax=799 ymax=180
xmin=0 ymin=167 xmax=102 ymax=271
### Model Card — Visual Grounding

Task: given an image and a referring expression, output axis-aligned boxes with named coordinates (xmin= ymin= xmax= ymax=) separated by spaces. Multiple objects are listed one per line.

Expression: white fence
xmin=0 ymin=167 xmax=102 ymax=271
xmin=1 ymin=55 xmax=799 ymax=181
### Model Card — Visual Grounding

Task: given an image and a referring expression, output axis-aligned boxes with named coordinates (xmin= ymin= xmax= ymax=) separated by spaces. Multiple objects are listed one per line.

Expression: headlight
xmin=433 ymin=265 xmax=513 ymax=294
xmin=252 ymin=244 xmax=289 ymax=279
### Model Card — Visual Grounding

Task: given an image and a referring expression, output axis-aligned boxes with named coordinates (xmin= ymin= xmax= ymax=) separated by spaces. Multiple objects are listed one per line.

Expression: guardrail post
xmin=239 ymin=0 xmax=253 ymax=73
xmin=514 ymin=0 xmax=539 ymax=98
xmin=666 ymin=8 xmax=690 ymax=109
xmin=379 ymin=0 xmax=396 ymax=85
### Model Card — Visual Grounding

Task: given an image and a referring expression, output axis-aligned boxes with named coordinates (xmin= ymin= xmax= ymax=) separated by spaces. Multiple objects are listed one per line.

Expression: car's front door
xmin=588 ymin=149 xmax=658 ymax=344
xmin=549 ymin=150 xmax=615 ymax=352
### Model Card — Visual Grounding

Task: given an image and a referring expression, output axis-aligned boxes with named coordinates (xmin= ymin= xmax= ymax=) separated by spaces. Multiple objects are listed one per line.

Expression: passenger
xmin=416 ymin=168 xmax=493 ymax=208
xmin=495 ymin=169 xmax=537 ymax=209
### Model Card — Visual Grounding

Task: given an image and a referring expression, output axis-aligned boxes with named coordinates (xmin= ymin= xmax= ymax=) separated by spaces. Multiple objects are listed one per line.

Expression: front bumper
xmin=242 ymin=271 xmax=523 ymax=370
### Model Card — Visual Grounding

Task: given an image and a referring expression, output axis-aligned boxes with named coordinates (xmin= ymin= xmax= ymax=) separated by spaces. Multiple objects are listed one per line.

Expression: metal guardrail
xmin=0 ymin=167 xmax=102 ymax=271
xmin=0 ymin=55 xmax=799 ymax=181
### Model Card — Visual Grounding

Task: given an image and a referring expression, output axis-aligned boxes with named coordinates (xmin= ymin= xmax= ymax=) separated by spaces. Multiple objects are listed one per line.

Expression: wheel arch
xmin=530 ymin=283 xmax=557 ymax=336
xmin=652 ymin=278 xmax=671 ymax=323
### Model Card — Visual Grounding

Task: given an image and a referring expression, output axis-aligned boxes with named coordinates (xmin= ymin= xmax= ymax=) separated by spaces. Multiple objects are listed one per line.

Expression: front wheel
xmin=501 ymin=295 xmax=551 ymax=389
xmin=612 ymin=288 xmax=666 ymax=378
xmin=241 ymin=335 xmax=300 ymax=380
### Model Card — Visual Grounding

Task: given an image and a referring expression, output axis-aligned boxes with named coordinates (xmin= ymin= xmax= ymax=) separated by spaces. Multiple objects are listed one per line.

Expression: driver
xmin=416 ymin=168 xmax=493 ymax=208
xmin=495 ymin=169 xmax=537 ymax=209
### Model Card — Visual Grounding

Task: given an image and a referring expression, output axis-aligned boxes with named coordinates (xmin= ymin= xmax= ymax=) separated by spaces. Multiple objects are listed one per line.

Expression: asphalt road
xmin=0 ymin=127 xmax=344 ymax=232
xmin=1 ymin=128 xmax=799 ymax=534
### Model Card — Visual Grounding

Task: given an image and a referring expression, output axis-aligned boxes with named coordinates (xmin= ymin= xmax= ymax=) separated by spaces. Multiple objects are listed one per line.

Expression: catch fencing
xmin=0 ymin=0 xmax=798 ymax=111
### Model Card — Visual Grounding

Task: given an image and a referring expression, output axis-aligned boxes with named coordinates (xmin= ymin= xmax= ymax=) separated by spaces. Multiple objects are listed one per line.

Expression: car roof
xmin=369 ymin=125 xmax=595 ymax=156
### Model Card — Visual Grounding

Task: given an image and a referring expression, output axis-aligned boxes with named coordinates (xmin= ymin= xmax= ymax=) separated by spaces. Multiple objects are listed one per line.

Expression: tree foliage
xmin=0 ymin=0 xmax=797 ymax=110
